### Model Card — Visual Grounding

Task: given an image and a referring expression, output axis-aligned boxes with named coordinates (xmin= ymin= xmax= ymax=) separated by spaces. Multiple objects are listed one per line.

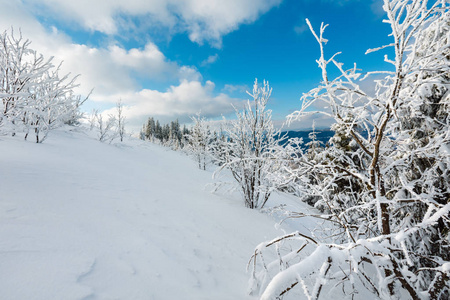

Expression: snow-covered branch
xmin=252 ymin=1 xmax=450 ymax=298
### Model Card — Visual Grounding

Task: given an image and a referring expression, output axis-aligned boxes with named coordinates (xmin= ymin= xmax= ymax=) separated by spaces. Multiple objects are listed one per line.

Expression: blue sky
xmin=0 ymin=0 xmax=394 ymax=132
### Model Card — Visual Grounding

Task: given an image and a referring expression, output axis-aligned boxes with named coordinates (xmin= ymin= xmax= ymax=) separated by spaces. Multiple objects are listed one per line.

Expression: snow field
xmin=0 ymin=127 xmax=309 ymax=300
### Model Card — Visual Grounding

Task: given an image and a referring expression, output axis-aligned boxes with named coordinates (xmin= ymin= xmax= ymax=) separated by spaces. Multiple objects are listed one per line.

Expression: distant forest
xmin=140 ymin=116 xmax=334 ymax=149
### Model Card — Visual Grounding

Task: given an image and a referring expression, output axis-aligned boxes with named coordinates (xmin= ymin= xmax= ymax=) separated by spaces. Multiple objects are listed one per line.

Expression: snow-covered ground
xmin=0 ymin=127 xmax=316 ymax=300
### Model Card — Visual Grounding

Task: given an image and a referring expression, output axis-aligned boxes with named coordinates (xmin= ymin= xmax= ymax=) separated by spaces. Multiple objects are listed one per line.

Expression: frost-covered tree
xmin=143 ymin=117 xmax=155 ymax=140
xmin=305 ymin=120 xmax=324 ymax=161
xmin=88 ymin=109 xmax=98 ymax=131
xmin=249 ymin=1 xmax=450 ymax=299
xmin=186 ymin=113 xmax=211 ymax=170
xmin=116 ymin=99 xmax=126 ymax=142
xmin=0 ymin=29 xmax=50 ymax=134
xmin=213 ymin=79 xmax=285 ymax=209
xmin=94 ymin=112 xmax=117 ymax=143
xmin=140 ymin=116 xmax=188 ymax=148
xmin=25 ymin=64 xmax=84 ymax=143
xmin=154 ymin=120 xmax=162 ymax=140
xmin=0 ymin=29 xmax=85 ymax=142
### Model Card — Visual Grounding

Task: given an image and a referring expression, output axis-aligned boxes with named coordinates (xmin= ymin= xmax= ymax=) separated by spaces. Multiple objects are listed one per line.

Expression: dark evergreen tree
xmin=140 ymin=116 xmax=190 ymax=148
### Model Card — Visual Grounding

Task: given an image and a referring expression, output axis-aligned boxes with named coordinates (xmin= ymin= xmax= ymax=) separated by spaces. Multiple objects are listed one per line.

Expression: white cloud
xmin=108 ymin=43 xmax=176 ymax=76
xmin=222 ymin=84 xmax=249 ymax=94
xmin=0 ymin=0 xmax=255 ymax=132
xmin=294 ymin=24 xmax=308 ymax=35
xmin=22 ymin=0 xmax=282 ymax=47
xmin=278 ymin=113 xmax=334 ymax=131
xmin=39 ymin=41 xmax=201 ymax=97
xmin=177 ymin=66 xmax=202 ymax=82
xmin=200 ymin=54 xmax=219 ymax=67
xmin=101 ymin=80 xmax=243 ymax=132
xmin=370 ymin=0 xmax=386 ymax=18
xmin=0 ymin=1 xmax=202 ymax=94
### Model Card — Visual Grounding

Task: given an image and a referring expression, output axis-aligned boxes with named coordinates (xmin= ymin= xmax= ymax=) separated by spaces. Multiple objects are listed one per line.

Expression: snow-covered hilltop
xmin=1 ymin=1 xmax=449 ymax=299
xmin=0 ymin=127 xmax=312 ymax=300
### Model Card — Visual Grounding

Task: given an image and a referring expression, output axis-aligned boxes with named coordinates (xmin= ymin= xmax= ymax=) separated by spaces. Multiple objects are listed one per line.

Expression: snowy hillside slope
xmin=0 ymin=127 xmax=315 ymax=300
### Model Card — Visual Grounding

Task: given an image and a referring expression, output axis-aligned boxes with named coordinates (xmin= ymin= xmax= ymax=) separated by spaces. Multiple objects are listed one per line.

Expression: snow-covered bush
xmin=93 ymin=111 xmax=118 ymax=143
xmin=116 ymin=99 xmax=126 ymax=142
xmin=0 ymin=29 xmax=85 ymax=142
xmin=212 ymin=79 xmax=286 ymax=209
xmin=185 ymin=113 xmax=212 ymax=170
xmin=249 ymin=0 xmax=450 ymax=298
